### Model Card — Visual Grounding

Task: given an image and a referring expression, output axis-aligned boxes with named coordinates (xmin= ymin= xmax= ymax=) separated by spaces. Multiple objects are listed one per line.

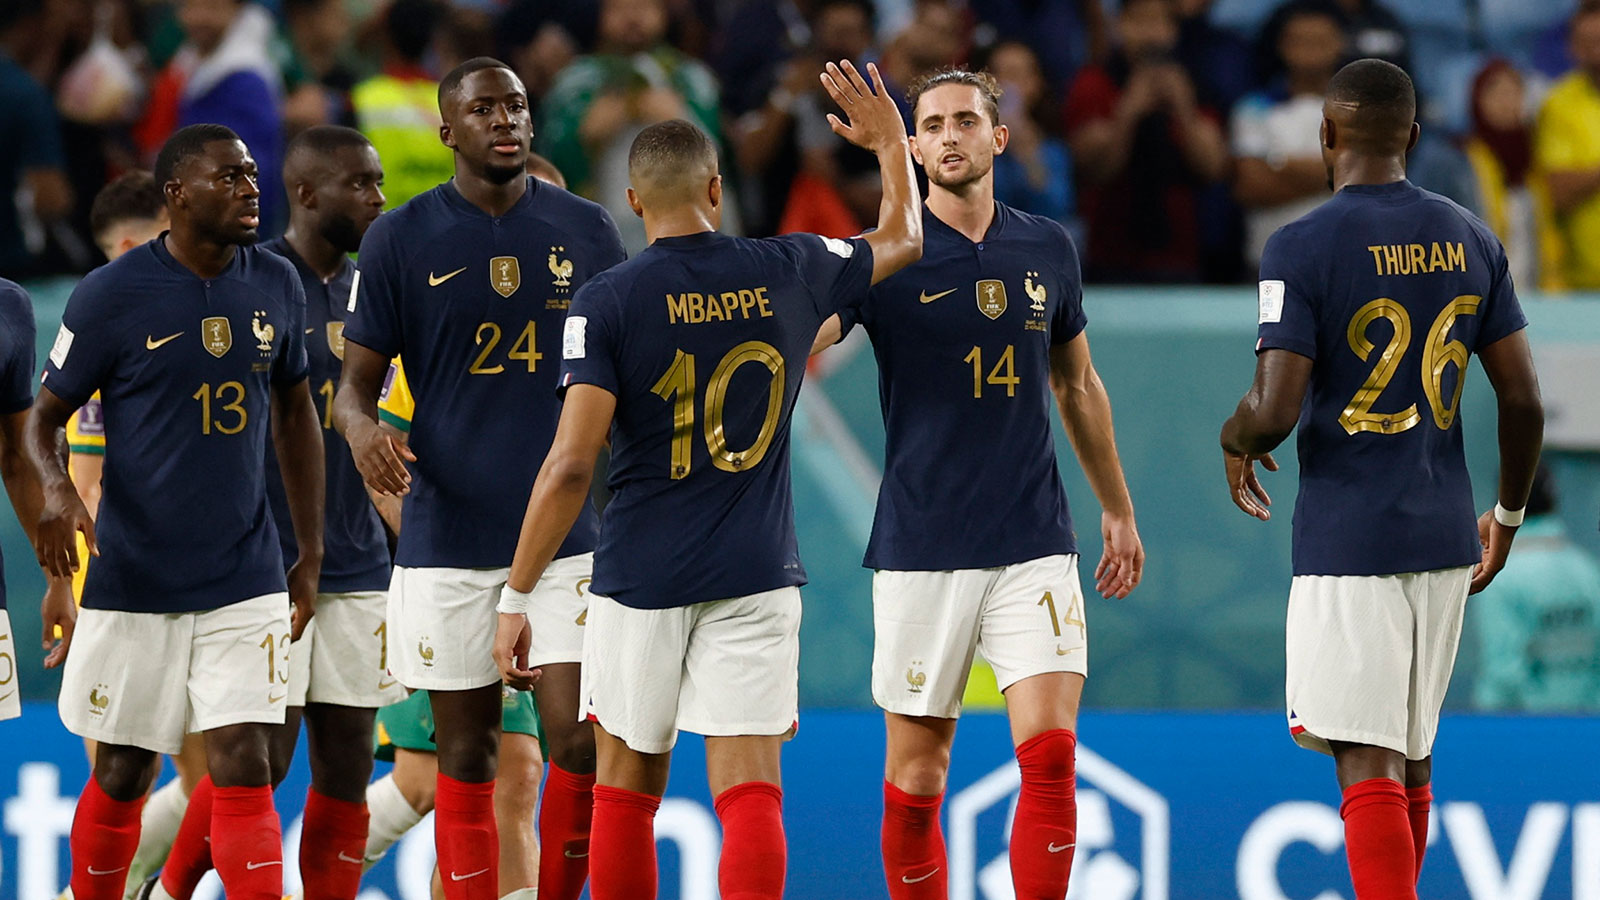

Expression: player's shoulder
xmin=70 ymin=244 xmax=161 ymax=314
xmin=0 ymin=277 xmax=31 ymax=320
xmin=999 ymin=203 xmax=1075 ymax=255
xmin=528 ymin=179 xmax=620 ymax=241
xmin=238 ymin=243 xmax=301 ymax=291
xmin=364 ymin=184 xmax=457 ymax=249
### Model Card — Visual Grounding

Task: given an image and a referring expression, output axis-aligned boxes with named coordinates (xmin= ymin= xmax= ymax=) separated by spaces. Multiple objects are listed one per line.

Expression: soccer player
xmin=810 ymin=67 xmax=1145 ymax=900
xmin=331 ymin=58 xmax=626 ymax=900
xmin=147 ymin=125 xmax=399 ymax=900
xmin=25 ymin=123 xmax=326 ymax=900
xmin=1220 ymin=60 xmax=1543 ymax=899
xmin=493 ymin=58 xmax=922 ymax=900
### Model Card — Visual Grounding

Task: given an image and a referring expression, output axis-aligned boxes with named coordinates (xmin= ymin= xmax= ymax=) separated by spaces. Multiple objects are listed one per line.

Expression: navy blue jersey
xmin=345 ymin=178 xmax=626 ymax=569
xmin=261 ymin=238 xmax=390 ymax=592
xmin=41 ymin=239 xmax=309 ymax=613
xmin=0 ymin=279 xmax=36 ymax=611
xmin=1256 ymin=180 xmax=1528 ymax=576
xmin=560 ymin=231 xmax=874 ymax=609
xmin=839 ymin=203 xmax=1085 ymax=571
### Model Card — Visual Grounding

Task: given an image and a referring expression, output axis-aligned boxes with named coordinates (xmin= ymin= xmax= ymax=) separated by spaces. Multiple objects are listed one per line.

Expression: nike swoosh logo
xmin=563 ymin=850 xmax=588 ymax=859
xmin=306 ymin=327 xmax=316 ymax=334
xmin=919 ymin=288 xmax=956 ymax=304
xmin=145 ymin=332 xmax=184 ymax=350
xmin=429 ymin=267 xmax=467 ymax=287
xmin=268 ymin=692 xmax=286 ymax=704
xmin=378 ymin=679 xmax=398 ymax=690
xmin=1056 ymin=646 xmax=1070 ymax=656
xmin=338 ymin=852 xmax=363 ymax=864
xmin=450 ymin=869 xmax=491 ymax=882
xmin=902 ymin=869 xmax=939 ymax=884
xmin=86 ymin=866 xmax=126 ymax=876
xmin=245 ymin=861 xmax=282 ymax=870
xmin=1047 ymin=842 xmax=1075 ymax=853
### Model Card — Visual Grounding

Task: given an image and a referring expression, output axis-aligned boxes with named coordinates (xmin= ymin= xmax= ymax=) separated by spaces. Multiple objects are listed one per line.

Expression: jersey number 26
xmin=1339 ymin=295 xmax=1480 ymax=436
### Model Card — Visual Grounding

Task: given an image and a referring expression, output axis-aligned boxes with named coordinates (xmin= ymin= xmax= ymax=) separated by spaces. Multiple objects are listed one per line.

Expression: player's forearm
xmin=1220 ymin=398 xmax=1294 ymax=457
xmin=367 ymin=485 xmax=403 ymax=536
xmin=1494 ymin=390 xmax=1543 ymax=511
xmin=506 ymin=454 xmax=595 ymax=593
xmin=0 ymin=445 xmax=46 ymax=547
xmin=23 ymin=397 xmax=75 ymax=497
xmin=1055 ymin=373 xmax=1134 ymax=518
xmin=273 ymin=383 xmax=327 ymax=567
xmin=864 ymin=137 xmax=923 ymax=284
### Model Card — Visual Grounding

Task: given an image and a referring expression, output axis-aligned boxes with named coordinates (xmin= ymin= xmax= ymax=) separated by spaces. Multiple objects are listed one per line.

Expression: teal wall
xmin=4 ymin=281 xmax=1598 ymax=709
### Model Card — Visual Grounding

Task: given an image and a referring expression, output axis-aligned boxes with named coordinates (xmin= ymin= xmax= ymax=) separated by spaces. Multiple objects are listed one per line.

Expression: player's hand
xmin=1225 ymin=449 xmax=1277 ymax=520
xmin=40 ymin=577 xmax=75 ymax=668
xmin=348 ymin=417 xmax=415 ymax=496
xmin=1095 ymin=511 xmax=1145 ymax=599
xmin=1469 ymin=508 xmax=1518 ymax=594
xmin=33 ymin=484 xmax=95 ymax=578
xmin=821 ymin=60 xmax=907 ymax=156
xmin=494 ymin=612 xmax=539 ymax=691
xmin=287 ymin=557 xmax=318 ymax=640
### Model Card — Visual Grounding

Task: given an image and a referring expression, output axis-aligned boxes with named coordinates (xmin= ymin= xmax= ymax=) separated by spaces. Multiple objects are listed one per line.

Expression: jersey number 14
xmin=1339 ymin=295 xmax=1480 ymax=436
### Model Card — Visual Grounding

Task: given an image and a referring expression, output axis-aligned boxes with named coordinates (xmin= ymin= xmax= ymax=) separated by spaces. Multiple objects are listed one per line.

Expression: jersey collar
xmin=150 ymin=231 xmax=242 ymax=281
xmin=649 ymin=230 xmax=723 ymax=250
xmin=440 ymin=175 xmax=540 ymax=219
xmin=924 ymin=199 xmax=1009 ymax=246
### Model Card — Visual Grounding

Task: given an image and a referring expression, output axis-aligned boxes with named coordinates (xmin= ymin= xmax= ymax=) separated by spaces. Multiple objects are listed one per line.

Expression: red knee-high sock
xmin=590 ymin=785 xmax=660 ymax=900
xmin=1340 ymin=778 xmax=1417 ymax=900
xmin=537 ymin=763 xmax=596 ymax=900
xmin=1406 ymin=784 xmax=1431 ymax=883
xmin=1011 ymin=729 xmax=1078 ymax=900
xmin=69 ymin=776 xmax=145 ymax=900
xmin=210 ymin=785 xmax=282 ymax=900
xmin=714 ymin=782 xmax=786 ymax=900
xmin=299 ymin=789 xmax=368 ymax=900
xmin=435 ymin=775 xmax=497 ymax=900
xmin=160 ymin=776 xmax=216 ymax=900
xmin=882 ymin=782 xmax=946 ymax=900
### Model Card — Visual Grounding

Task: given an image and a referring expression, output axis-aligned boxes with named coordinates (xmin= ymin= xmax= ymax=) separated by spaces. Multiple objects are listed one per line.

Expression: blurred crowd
xmin=4 ymin=0 xmax=1600 ymax=291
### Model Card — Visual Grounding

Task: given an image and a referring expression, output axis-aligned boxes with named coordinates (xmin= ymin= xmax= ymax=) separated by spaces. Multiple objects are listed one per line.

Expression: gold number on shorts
xmin=964 ymin=345 xmax=1020 ymax=399
xmin=469 ymin=321 xmax=540 ymax=374
xmin=193 ymin=381 xmax=248 ymax=435
xmin=1339 ymin=295 xmax=1482 ymax=436
xmin=650 ymin=342 xmax=786 ymax=479
xmin=1038 ymin=591 xmax=1062 ymax=637
xmin=374 ymin=621 xmax=387 ymax=669
xmin=1037 ymin=590 xmax=1086 ymax=641
xmin=258 ymin=633 xmax=289 ymax=685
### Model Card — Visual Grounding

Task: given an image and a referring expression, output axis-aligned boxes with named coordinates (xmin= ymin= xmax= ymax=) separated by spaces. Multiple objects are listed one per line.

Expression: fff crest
xmin=976 ymin=279 xmax=1007 ymax=319
xmin=201 ymin=316 xmax=232 ymax=358
xmin=491 ymin=256 xmax=521 ymax=298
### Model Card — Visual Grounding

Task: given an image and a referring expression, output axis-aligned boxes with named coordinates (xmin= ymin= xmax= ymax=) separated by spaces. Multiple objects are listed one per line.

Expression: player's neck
xmin=1332 ymin=157 xmax=1407 ymax=193
xmin=926 ymin=180 xmax=996 ymax=244
xmin=452 ymin=168 xmax=528 ymax=218
xmin=283 ymin=222 xmax=344 ymax=282
xmin=162 ymin=228 xmax=237 ymax=280
xmin=643 ymin=208 xmax=717 ymax=243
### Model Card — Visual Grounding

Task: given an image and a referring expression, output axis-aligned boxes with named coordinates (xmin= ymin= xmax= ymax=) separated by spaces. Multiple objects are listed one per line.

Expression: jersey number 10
xmin=651 ymin=341 xmax=785 ymax=480
xmin=1339 ymin=295 xmax=1480 ymax=436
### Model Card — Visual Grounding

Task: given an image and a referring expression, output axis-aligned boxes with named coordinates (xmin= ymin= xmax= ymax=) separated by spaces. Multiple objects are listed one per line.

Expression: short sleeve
xmin=41 ymin=276 xmax=118 ymax=408
xmin=66 ymin=394 xmax=106 ymax=455
xmin=345 ymin=219 xmax=405 ymax=358
xmin=771 ymin=233 xmax=875 ymax=320
xmin=377 ymin=358 xmax=414 ymax=433
xmin=0 ymin=286 xmax=36 ymax=415
xmin=1254 ymin=230 xmax=1318 ymax=359
xmin=272 ymin=276 xmax=309 ymax=387
xmin=1049 ymin=224 xmax=1087 ymax=345
xmin=557 ymin=281 xmax=622 ymax=399
xmin=1475 ymin=239 xmax=1528 ymax=350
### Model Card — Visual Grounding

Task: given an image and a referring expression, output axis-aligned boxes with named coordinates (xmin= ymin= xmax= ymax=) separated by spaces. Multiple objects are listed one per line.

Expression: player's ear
xmin=625 ymin=186 xmax=644 ymax=219
xmin=709 ymin=174 xmax=722 ymax=210
xmin=1320 ymin=116 xmax=1335 ymax=151
xmin=909 ymin=134 xmax=924 ymax=166
xmin=297 ymin=182 xmax=318 ymax=210
xmin=439 ymin=122 xmax=455 ymax=150
xmin=992 ymin=122 xmax=1008 ymax=156
xmin=1407 ymin=121 xmax=1420 ymax=154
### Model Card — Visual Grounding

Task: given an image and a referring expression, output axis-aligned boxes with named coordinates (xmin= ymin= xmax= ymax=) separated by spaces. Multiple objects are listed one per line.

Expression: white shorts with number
xmin=287 ymin=591 xmax=405 ymax=708
xmin=526 ymin=553 xmax=594 ymax=667
xmin=872 ymin=554 xmax=1087 ymax=719
xmin=59 ymin=593 xmax=290 ymax=754
xmin=580 ymin=587 xmax=801 ymax=754
xmin=1286 ymin=566 xmax=1471 ymax=760
xmin=0 ymin=609 xmax=21 ymax=721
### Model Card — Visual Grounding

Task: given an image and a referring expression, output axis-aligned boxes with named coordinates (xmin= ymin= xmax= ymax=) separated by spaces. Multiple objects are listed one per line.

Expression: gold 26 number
xmin=651 ymin=341 xmax=785 ymax=479
xmin=1339 ymin=295 xmax=1481 ymax=436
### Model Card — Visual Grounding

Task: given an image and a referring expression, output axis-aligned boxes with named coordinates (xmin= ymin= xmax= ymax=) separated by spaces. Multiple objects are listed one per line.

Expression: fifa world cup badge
xmin=491 ymin=256 xmax=522 ymax=298
xmin=976 ymin=279 xmax=1007 ymax=319
xmin=202 ymin=316 xmax=233 ymax=358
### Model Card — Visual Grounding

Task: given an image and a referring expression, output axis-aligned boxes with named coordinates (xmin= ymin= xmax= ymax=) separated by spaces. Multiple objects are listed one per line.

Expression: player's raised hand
xmin=287 ymin=557 xmax=318 ymax=640
xmin=33 ymin=484 xmax=95 ymax=578
xmin=40 ymin=578 xmax=75 ymax=668
xmin=1469 ymin=508 xmax=1518 ymax=594
xmin=1225 ymin=449 xmax=1277 ymax=520
xmin=821 ymin=60 xmax=907 ymax=154
xmin=1095 ymin=511 xmax=1145 ymax=599
xmin=494 ymin=611 xmax=539 ymax=691
xmin=348 ymin=417 xmax=415 ymax=496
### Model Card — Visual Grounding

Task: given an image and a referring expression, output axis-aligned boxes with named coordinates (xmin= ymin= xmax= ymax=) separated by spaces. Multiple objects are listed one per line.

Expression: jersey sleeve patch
xmin=563 ymin=316 xmax=587 ymax=360
xmin=821 ymin=236 xmax=855 ymax=259
xmin=1258 ymin=280 xmax=1285 ymax=324
xmin=48 ymin=324 xmax=74 ymax=368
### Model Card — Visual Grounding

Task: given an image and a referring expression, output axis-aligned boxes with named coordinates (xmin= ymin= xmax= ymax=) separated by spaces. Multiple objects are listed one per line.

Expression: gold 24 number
xmin=651 ymin=341 xmax=785 ymax=479
xmin=193 ymin=381 xmax=247 ymax=435
xmin=1339 ymin=295 xmax=1481 ymax=435
xmin=469 ymin=321 xmax=542 ymax=374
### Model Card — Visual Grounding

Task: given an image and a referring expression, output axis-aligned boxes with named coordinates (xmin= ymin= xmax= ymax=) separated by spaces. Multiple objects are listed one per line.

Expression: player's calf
xmin=707 ymin=735 xmax=786 ymax=900
xmin=71 ymin=746 xmax=159 ymax=900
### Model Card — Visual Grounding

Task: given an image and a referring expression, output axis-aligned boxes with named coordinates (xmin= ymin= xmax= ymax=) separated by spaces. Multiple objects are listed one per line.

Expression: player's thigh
xmin=188 ymin=592 xmax=292 ymax=735
xmin=872 ymin=568 xmax=988 ymax=719
xmin=0 ymin=609 xmax=21 ymax=722
xmin=59 ymin=606 xmax=193 ymax=755
xmin=1002 ymin=672 xmax=1086 ymax=746
xmin=386 ymin=566 xmax=505 ymax=691
xmin=527 ymin=553 xmax=592 ymax=668
xmin=306 ymin=590 xmax=406 ymax=708
xmin=678 ymin=587 xmax=802 ymax=743
xmin=883 ymin=713 xmax=960 ymax=794
xmin=1285 ymin=574 xmax=1413 ymax=757
xmin=580 ymin=593 xmax=693 ymax=755
xmin=979 ymin=554 xmax=1088 ymax=693
xmin=1404 ymin=566 xmax=1472 ymax=760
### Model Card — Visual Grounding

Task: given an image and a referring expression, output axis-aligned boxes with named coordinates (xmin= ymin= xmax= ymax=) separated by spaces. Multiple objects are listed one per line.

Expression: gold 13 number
xmin=1339 ymin=295 xmax=1481 ymax=435
xmin=651 ymin=341 xmax=785 ymax=479
xmin=258 ymin=633 xmax=290 ymax=685
xmin=964 ymin=345 xmax=1019 ymax=398
xmin=469 ymin=321 xmax=541 ymax=374
xmin=193 ymin=381 xmax=247 ymax=435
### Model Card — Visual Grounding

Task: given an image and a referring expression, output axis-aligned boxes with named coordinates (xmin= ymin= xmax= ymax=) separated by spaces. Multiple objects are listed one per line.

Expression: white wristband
xmin=496 ymin=584 xmax=534 ymax=615
xmin=1493 ymin=503 xmax=1525 ymax=527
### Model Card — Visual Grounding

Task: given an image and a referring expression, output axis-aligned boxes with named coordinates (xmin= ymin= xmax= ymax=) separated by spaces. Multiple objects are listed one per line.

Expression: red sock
xmin=299 ymin=789 xmax=368 ymax=900
xmin=69 ymin=775 xmax=145 ymax=900
xmin=714 ymin=782 xmax=785 ymax=900
xmin=590 ymin=785 xmax=660 ymax=900
xmin=537 ymin=763 xmax=596 ymax=900
xmin=882 ymin=782 xmax=946 ymax=900
xmin=210 ymin=785 xmax=282 ymax=900
xmin=1406 ymin=784 xmax=1432 ymax=883
xmin=1011 ymin=729 xmax=1078 ymax=900
xmin=1340 ymin=778 xmax=1417 ymax=900
xmin=160 ymin=776 xmax=216 ymax=900
xmin=435 ymin=774 xmax=498 ymax=900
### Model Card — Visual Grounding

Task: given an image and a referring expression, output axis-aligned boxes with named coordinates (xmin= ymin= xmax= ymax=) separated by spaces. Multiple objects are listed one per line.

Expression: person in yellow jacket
xmin=350 ymin=0 xmax=453 ymax=209
xmin=1534 ymin=3 xmax=1600 ymax=291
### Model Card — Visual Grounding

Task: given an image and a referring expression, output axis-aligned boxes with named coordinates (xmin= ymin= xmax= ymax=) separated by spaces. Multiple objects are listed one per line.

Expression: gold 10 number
xmin=1340 ymin=295 xmax=1481 ymax=435
xmin=651 ymin=341 xmax=785 ymax=479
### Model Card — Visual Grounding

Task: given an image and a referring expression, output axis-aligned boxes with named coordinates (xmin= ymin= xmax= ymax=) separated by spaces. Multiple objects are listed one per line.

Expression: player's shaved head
xmin=284 ymin=125 xmax=373 ymax=184
xmin=1325 ymin=58 xmax=1416 ymax=157
xmin=627 ymin=119 xmax=718 ymax=206
xmin=155 ymin=123 xmax=243 ymax=188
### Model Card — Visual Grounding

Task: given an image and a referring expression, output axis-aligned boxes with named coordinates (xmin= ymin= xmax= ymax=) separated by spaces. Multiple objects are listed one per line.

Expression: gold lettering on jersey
xmin=1365 ymin=242 xmax=1467 ymax=276
xmin=548 ymin=246 xmax=573 ymax=288
xmin=326 ymin=321 xmax=346 ymax=360
xmin=491 ymin=256 xmax=521 ymax=298
xmin=666 ymin=287 xmax=773 ymax=324
xmin=202 ymin=316 xmax=233 ymax=358
xmin=976 ymin=279 xmax=1007 ymax=319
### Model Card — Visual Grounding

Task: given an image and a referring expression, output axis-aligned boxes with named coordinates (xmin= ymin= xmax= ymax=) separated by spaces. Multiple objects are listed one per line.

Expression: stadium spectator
xmin=1456 ymin=60 xmax=1548 ymax=292
xmin=281 ymin=0 xmax=362 ymax=129
xmin=1232 ymin=0 xmax=1345 ymax=271
xmin=1471 ymin=466 xmax=1600 ymax=712
xmin=984 ymin=40 xmax=1076 ymax=227
xmin=0 ymin=1 xmax=74 ymax=277
xmin=497 ymin=0 xmax=595 ymax=120
xmin=538 ymin=0 xmax=722 ymax=252
xmin=711 ymin=0 xmax=813 ymax=119
xmin=1535 ymin=0 xmax=1600 ymax=291
xmin=1064 ymin=0 xmax=1227 ymax=282
xmin=968 ymin=0 xmax=1108 ymax=91
xmin=352 ymin=0 xmax=452 ymax=210
xmin=1175 ymin=0 xmax=1253 ymax=113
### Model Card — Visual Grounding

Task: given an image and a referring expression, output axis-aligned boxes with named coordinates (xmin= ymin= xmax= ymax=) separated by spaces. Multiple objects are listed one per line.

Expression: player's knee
xmin=94 ymin=746 xmax=159 ymax=801
xmin=544 ymin=725 xmax=597 ymax=773
xmin=887 ymin=752 xmax=952 ymax=796
xmin=435 ymin=737 xmax=498 ymax=784
xmin=1405 ymin=756 xmax=1432 ymax=788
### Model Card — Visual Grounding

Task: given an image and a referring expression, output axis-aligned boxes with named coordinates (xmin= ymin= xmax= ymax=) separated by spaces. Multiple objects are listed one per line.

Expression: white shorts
xmin=59 ymin=593 xmax=291 ymax=754
xmin=0 ymin=609 xmax=21 ymax=722
xmin=387 ymin=566 xmax=503 ymax=691
xmin=873 ymin=554 xmax=1087 ymax=719
xmin=1286 ymin=566 xmax=1472 ymax=760
xmin=580 ymin=587 xmax=801 ymax=754
xmin=526 ymin=553 xmax=594 ymax=667
xmin=287 ymin=591 xmax=405 ymax=708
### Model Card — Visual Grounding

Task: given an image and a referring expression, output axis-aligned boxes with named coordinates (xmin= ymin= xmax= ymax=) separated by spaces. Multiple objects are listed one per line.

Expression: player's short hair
xmin=906 ymin=68 xmax=1003 ymax=126
xmin=154 ymin=123 xmax=243 ymax=187
xmin=285 ymin=125 xmax=373 ymax=169
xmin=89 ymin=171 xmax=165 ymax=242
xmin=527 ymin=152 xmax=567 ymax=189
xmin=1328 ymin=58 xmax=1416 ymax=136
xmin=438 ymin=56 xmax=516 ymax=109
xmin=628 ymin=119 xmax=718 ymax=187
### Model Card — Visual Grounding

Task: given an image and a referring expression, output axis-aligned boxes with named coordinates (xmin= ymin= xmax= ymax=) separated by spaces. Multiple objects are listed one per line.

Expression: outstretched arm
xmin=1471 ymin=331 xmax=1543 ymax=593
xmin=1219 ymin=349 xmax=1312 ymax=520
xmin=820 ymin=60 xmax=922 ymax=284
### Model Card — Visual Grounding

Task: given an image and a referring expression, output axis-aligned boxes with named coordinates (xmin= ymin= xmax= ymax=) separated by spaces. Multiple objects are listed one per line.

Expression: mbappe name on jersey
xmin=666 ymin=286 xmax=774 ymax=324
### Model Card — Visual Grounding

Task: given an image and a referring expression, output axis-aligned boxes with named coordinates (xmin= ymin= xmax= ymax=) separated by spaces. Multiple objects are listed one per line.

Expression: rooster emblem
xmin=906 ymin=666 xmax=927 ymax=694
xmin=89 ymin=685 xmax=111 ymax=714
xmin=251 ymin=311 xmax=275 ymax=352
xmin=418 ymin=639 xmax=435 ymax=667
xmin=548 ymin=246 xmax=573 ymax=288
xmin=1025 ymin=271 xmax=1047 ymax=311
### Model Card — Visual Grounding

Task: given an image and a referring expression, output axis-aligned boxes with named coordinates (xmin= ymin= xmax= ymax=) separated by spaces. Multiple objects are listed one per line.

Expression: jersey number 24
xmin=1339 ymin=295 xmax=1480 ymax=436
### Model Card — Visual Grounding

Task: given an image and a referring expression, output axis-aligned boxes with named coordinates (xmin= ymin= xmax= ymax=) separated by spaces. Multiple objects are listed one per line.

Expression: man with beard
xmin=814 ymin=69 xmax=1146 ymax=900
xmin=332 ymin=58 xmax=626 ymax=900
xmin=27 ymin=123 xmax=325 ymax=900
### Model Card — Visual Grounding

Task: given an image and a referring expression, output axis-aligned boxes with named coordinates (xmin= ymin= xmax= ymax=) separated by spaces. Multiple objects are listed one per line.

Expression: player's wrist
xmin=1493 ymin=502 xmax=1525 ymax=528
xmin=497 ymin=583 xmax=534 ymax=616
